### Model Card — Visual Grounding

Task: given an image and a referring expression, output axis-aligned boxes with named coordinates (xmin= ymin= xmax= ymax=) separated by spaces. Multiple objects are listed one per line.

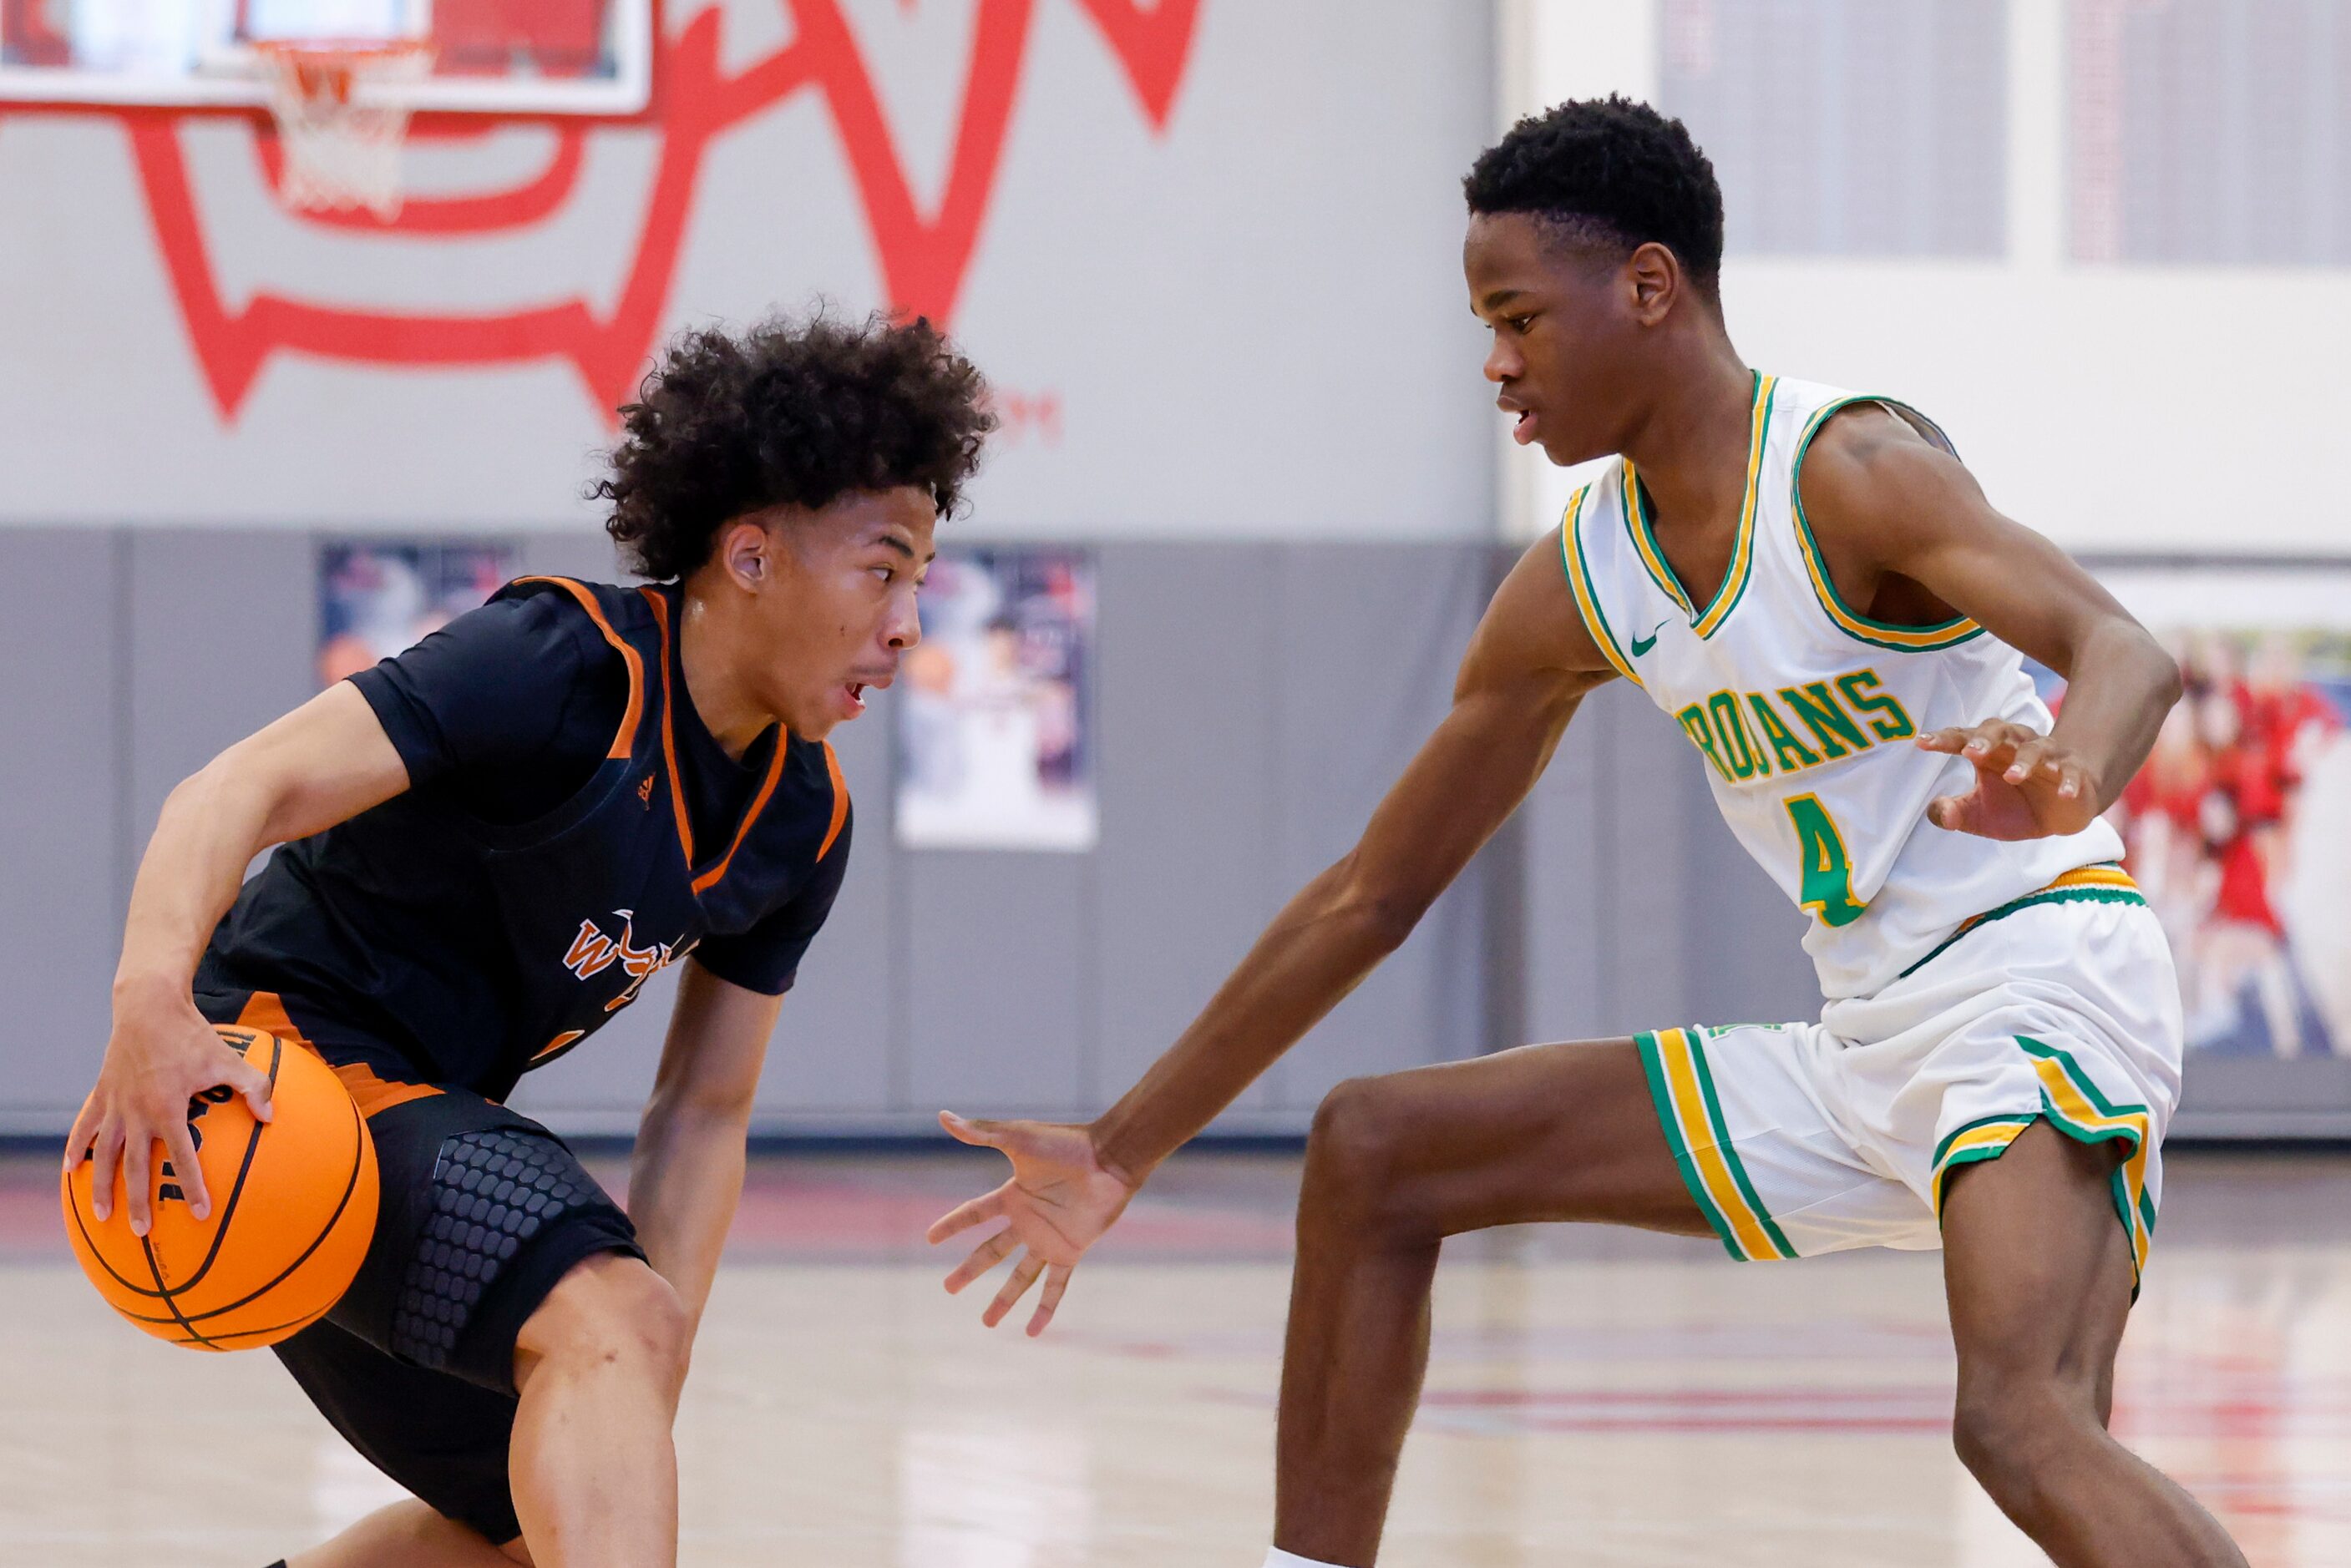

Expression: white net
xmin=255 ymin=40 xmax=433 ymax=220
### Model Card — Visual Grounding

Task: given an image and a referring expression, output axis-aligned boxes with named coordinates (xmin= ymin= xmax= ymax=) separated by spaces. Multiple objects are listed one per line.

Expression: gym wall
xmin=14 ymin=2 xmax=2337 ymax=1137
xmin=0 ymin=527 xmax=1817 ymax=1136
xmin=0 ymin=0 xmax=1537 ymax=1136
xmin=1502 ymin=0 xmax=2351 ymax=555
xmin=0 ymin=0 xmax=1498 ymax=539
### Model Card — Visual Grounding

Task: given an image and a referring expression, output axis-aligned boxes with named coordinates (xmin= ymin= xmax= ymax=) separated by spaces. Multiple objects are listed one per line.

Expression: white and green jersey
xmin=1558 ymin=372 xmax=2126 ymax=999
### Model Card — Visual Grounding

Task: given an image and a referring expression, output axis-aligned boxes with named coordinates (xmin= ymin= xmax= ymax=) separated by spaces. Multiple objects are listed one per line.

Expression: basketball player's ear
xmin=716 ymin=515 xmax=773 ymax=592
xmin=1627 ymin=241 xmax=1680 ymax=326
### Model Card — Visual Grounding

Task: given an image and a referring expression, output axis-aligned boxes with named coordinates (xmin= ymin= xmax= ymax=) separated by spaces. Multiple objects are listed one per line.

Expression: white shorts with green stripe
xmin=1637 ymin=892 xmax=2181 ymax=1286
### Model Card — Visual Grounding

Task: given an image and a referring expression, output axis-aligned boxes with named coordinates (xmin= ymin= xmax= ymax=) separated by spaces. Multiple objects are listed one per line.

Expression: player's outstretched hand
xmin=926 ymin=1112 xmax=1139 ymax=1337
xmin=1917 ymin=718 xmax=2103 ymax=841
xmin=64 ymin=990 xmax=274 ymax=1237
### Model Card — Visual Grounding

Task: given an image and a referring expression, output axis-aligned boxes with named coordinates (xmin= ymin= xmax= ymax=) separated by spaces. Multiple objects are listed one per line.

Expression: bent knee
xmin=515 ymin=1253 xmax=692 ymax=1394
xmin=1952 ymin=1373 xmax=2102 ymax=1488
xmin=1304 ymin=1075 xmax=1422 ymax=1215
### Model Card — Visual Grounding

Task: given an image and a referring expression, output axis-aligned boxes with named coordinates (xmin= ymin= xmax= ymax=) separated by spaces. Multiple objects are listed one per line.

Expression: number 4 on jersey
xmin=1784 ymin=793 xmax=1868 ymax=928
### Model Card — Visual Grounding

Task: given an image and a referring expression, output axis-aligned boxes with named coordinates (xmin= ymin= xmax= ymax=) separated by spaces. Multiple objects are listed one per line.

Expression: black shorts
xmin=195 ymin=986 xmax=643 ymax=1545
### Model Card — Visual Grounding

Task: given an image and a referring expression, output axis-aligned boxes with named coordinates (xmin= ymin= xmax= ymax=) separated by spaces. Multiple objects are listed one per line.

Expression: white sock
xmin=1263 ymin=1550 xmax=1345 ymax=1568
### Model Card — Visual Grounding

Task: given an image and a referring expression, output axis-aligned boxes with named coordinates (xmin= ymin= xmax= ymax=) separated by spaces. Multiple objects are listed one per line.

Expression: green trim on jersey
xmin=1790 ymin=393 xmax=1988 ymax=653
xmin=1623 ymin=468 xmax=1695 ymax=618
xmin=1558 ymin=484 xmax=1644 ymax=687
xmin=1621 ymin=372 xmax=1776 ymax=640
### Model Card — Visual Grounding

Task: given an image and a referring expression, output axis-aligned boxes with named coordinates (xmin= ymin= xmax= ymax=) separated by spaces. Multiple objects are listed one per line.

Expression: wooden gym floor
xmin=3 ymin=1146 xmax=2348 ymax=1565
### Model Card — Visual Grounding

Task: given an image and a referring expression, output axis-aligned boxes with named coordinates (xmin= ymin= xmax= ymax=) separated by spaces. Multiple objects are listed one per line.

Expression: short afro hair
xmin=595 ymin=311 xmax=995 ymax=580
xmin=1463 ymin=96 xmax=1724 ymax=296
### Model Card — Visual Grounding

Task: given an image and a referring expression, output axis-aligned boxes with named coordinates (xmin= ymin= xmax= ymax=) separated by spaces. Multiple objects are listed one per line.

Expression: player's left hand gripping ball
xmin=61 ymin=1027 xmax=380 ymax=1349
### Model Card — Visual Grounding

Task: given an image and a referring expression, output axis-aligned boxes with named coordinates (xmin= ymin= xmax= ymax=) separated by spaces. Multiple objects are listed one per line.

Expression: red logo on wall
xmin=77 ymin=0 xmax=1200 ymax=419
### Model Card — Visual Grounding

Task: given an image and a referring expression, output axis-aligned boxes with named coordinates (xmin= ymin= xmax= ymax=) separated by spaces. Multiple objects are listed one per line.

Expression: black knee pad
xmin=294 ymin=1086 xmax=643 ymax=1394
xmin=391 ymin=1129 xmax=592 ymax=1370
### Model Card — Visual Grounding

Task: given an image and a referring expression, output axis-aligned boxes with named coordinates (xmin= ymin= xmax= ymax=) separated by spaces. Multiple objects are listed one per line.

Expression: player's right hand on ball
xmin=927 ymin=1112 xmax=1139 ymax=1338
xmin=65 ymin=990 xmax=274 ymax=1237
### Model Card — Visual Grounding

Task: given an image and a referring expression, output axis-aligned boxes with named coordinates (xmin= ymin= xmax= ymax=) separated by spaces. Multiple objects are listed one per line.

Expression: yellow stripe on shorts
xmin=1926 ymin=1049 xmax=2158 ymax=1297
xmin=2021 ymin=1039 xmax=2155 ymax=1281
xmin=1637 ymin=1028 xmax=1796 ymax=1262
xmin=1929 ymin=1114 xmax=2038 ymax=1218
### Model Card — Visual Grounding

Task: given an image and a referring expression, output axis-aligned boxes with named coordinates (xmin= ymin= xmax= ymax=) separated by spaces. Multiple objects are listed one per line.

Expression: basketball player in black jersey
xmin=66 ymin=313 xmax=992 ymax=1567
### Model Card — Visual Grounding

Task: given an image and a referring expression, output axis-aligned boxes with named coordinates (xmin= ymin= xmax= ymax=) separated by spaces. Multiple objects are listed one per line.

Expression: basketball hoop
xmin=251 ymin=39 xmax=433 ymax=220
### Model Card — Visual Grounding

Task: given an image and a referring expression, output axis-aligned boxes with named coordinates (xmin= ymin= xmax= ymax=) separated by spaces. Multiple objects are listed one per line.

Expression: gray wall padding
xmin=0 ymin=531 xmax=126 ymax=1115
xmin=1518 ymin=680 xmax=1820 ymax=1043
xmin=86 ymin=528 xmax=2343 ymax=1141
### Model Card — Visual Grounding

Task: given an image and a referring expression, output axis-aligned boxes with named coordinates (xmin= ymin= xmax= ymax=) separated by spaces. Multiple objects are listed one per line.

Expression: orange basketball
xmin=60 ymin=1026 xmax=379 ymax=1351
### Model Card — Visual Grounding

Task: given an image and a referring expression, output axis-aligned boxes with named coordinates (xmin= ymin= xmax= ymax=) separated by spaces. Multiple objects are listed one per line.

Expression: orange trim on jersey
xmin=532 ymin=1029 xmax=586 ymax=1063
xmin=328 ymin=1062 xmax=444 ymax=1118
xmin=691 ymin=736 xmax=790 ymax=895
xmin=509 ymin=576 xmax=644 ymax=759
xmin=640 ymin=586 xmax=699 ymax=867
xmin=816 ymin=741 xmax=850 ymax=862
xmin=234 ymin=992 xmax=441 ymax=1118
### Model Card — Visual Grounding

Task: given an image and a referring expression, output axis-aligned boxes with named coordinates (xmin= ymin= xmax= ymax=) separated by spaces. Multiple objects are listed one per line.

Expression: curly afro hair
xmin=1463 ymin=96 xmax=1724 ymax=297
xmin=595 ymin=311 xmax=995 ymax=580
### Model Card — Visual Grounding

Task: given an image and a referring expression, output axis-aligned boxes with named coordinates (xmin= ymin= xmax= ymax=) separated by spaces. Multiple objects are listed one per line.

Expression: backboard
xmin=0 ymin=0 xmax=652 ymax=114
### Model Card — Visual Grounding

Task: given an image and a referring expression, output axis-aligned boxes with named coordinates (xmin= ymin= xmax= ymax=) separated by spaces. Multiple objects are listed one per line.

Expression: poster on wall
xmin=317 ymin=542 xmax=516 ymax=689
xmin=2041 ymin=564 xmax=2351 ymax=1061
xmin=897 ymin=548 xmax=1096 ymax=852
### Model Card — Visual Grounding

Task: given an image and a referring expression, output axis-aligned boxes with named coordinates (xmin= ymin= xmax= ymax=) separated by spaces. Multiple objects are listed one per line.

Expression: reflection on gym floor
xmin=8 ymin=1149 xmax=2348 ymax=1566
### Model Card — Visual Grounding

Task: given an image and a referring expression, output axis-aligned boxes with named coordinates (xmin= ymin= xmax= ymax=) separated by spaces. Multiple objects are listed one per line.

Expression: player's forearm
xmin=1089 ymin=676 xmax=1583 ymax=1182
xmin=2045 ymin=616 xmax=2183 ymax=813
xmin=1089 ymin=857 xmax=1423 ymax=1183
xmin=112 ymin=762 xmax=284 ymax=1011
xmin=626 ymin=1093 xmax=753 ymax=1329
xmin=114 ymin=690 xmax=410 ymax=1015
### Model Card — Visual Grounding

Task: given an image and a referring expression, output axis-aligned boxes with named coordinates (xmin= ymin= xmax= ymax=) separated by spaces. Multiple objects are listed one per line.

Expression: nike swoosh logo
xmin=1629 ymin=620 xmax=1671 ymax=657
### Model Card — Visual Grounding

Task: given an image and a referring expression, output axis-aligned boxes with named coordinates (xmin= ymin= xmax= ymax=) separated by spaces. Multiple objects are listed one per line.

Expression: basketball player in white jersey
xmin=928 ymin=99 xmax=2246 ymax=1566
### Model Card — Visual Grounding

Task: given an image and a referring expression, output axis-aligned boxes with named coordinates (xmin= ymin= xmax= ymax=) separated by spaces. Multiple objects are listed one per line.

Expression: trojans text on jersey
xmin=1674 ymin=667 xmax=1918 ymax=787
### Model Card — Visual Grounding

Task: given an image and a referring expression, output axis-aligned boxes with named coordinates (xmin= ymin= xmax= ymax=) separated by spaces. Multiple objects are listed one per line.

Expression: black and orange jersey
xmin=196 ymin=577 xmax=850 ymax=1100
